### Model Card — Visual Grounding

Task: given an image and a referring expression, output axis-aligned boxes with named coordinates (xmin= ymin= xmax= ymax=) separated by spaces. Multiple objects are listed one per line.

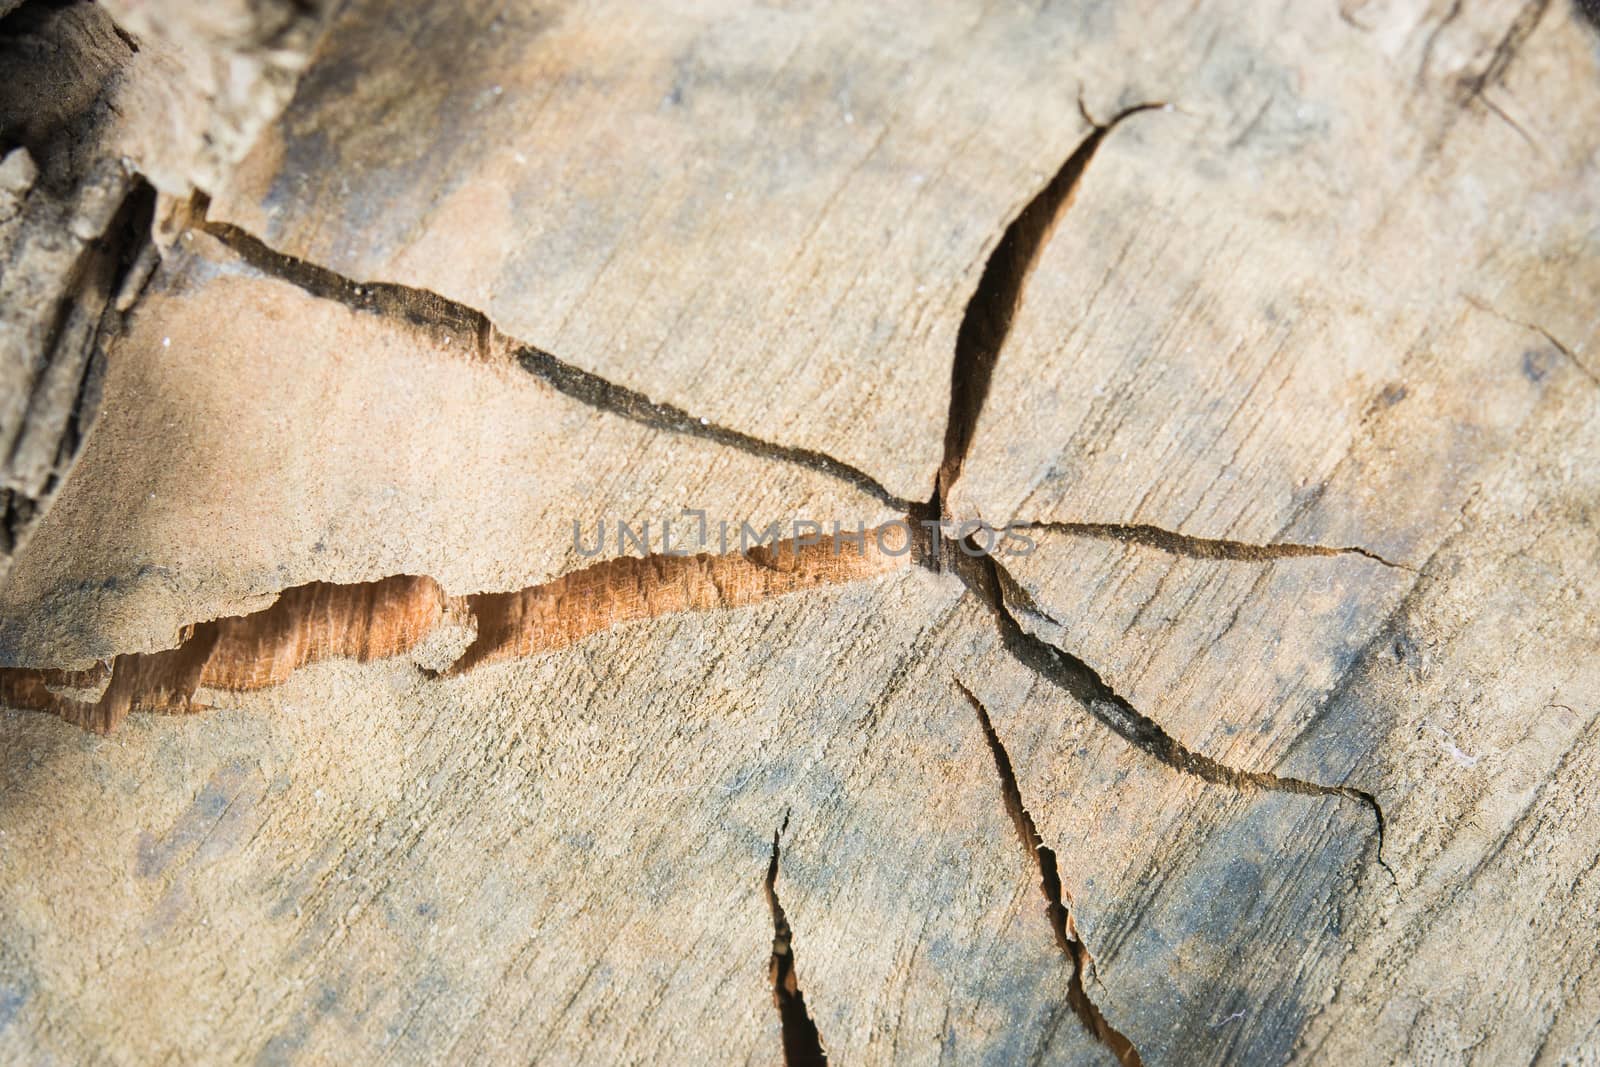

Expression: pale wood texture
xmin=1 ymin=0 xmax=1598 ymax=1064
xmin=210 ymin=0 xmax=1106 ymax=502
xmin=0 ymin=231 xmax=893 ymax=667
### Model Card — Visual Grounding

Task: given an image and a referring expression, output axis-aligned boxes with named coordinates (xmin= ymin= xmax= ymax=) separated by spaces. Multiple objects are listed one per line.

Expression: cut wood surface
xmin=1 ymin=0 xmax=1598 ymax=1064
xmin=0 ymin=229 xmax=894 ymax=666
xmin=210 ymin=0 xmax=1110 ymax=503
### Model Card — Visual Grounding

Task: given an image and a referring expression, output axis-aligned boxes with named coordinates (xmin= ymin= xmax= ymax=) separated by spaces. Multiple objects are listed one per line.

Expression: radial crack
xmin=195 ymin=206 xmax=912 ymax=512
xmin=515 ymin=348 xmax=912 ymax=510
xmin=1021 ymin=521 xmax=1414 ymax=571
xmin=940 ymin=541 xmax=1393 ymax=882
xmin=957 ymin=680 xmax=1142 ymax=1067
xmin=0 ymin=528 xmax=907 ymax=732
xmin=939 ymin=101 xmax=1164 ymax=499
xmin=764 ymin=811 xmax=828 ymax=1067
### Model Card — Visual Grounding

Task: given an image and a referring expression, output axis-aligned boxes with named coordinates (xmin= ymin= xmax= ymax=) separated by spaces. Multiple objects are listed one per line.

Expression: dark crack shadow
xmin=193 ymin=200 xmax=913 ymax=513
xmin=934 ymin=540 xmax=1394 ymax=886
xmin=958 ymin=680 xmax=1143 ymax=1067
xmin=765 ymin=812 xmax=828 ymax=1067
xmin=939 ymin=100 xmax=1164 ymax=501
xmin=517 ymin=347 xmax=912 ymax=511
xmin=1020 ymin=521 xmax=1414 ymax=571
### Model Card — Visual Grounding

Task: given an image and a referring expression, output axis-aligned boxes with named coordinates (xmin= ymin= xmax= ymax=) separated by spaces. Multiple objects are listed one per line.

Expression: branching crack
xmin=921 ymin=95 xmax=1395 ymax=890
xmin=764 ymin=811 xmax=828 ymax=1067
xmin=939 ymin=541 xmax=1394 ymax=884
xmin=194 ymin=206 xmax=913 ymax=512
xmin=1020 ymin=521 xmax=1414 ymax=571
xmin=958 ymin=680 xmax=1142 ymax=1067
xmin=0 ymin=101 xmax=1408 ymax=1067
xmin=939 ymin=101 xmax=1164 ymax=499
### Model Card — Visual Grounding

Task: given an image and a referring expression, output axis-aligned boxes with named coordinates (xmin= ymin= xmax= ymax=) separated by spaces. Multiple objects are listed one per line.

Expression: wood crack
xmin=1458 ymin=0 xmax=1550 ymax=109
xmin=959 ymin=680 xmax=1142 ymax=1067
xmin=939 ymin=541 xmax=1394 ymax=883
xmin=195 ymin=204 xmax=914 ymax=512
xmin=918 ymin=96 xmax=1397 ymax=894
xmin=1463 ymin=294 xmax=1598 ymax=388
xmin=764 ymin=811 xmax=829 ymax=1066
xmin=0 ymin=530 xmax=907 ymax=732
xmin=7 ymin=104 xmax=1401 ymax=1051
xmin=1019 ymin=521 xmax=1415 ymax=571
xmin=939 ymin=100 xmax=1164 ymax=499
xmin=515 ymin=347 xmax=913 ymax=511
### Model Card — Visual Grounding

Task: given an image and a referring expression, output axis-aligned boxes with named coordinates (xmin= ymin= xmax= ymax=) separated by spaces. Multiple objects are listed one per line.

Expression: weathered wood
xmin=0 ymin=149 xmax=141 ymax=579
xmin=0 ymin=568 xmax=1130 ymax=1065
xmin=0 ymin=0 xmax=328 ymax=579
xmin=0 ymin=0 xmax=326 ymax=196
xmin=0 ymin=230 xmax=894 ymax=667
xmin=1 ymin=0 xmax=1598 ymax=1064
xmin=210 ymin=0 xmax=1109 ymax=503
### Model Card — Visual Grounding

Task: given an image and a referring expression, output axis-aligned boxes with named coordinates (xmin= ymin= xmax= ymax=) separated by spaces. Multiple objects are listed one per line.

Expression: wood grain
xmin=0 ymin=0 xmax=1596 ymax=1063
xmin=210 ymin=0 xmax=1109 ymax=502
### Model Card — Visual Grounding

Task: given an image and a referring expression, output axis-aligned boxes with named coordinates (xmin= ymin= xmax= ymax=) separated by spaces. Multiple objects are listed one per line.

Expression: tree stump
xmin=1 ymin=1 xmax=1597 ymax=1063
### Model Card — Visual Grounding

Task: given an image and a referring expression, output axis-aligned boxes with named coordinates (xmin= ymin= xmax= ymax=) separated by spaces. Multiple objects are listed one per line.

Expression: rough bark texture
xmin=1 ymin=0 xmax=1598 ymax=1064
xmin=0 ymin=0 xmax=325 ymax=578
